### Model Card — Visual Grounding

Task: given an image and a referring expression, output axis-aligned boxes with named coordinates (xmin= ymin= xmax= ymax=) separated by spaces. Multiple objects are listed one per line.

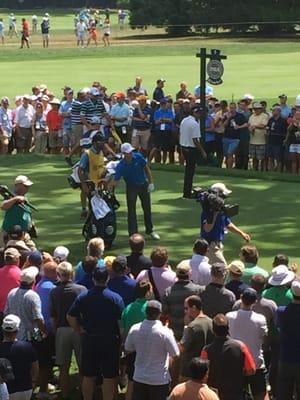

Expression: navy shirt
xmin=277 ymin=303 xmax=300 ymax=363
xmin=0 ymin=341 xmax=37 ymax=394
xmin=225 ymin=280 xmax=249 ymax=300
xmin=153 ymin=87 xmax=165 ymax=102
xmin=114 ymin=152 xmax=147 ymax=186
xmin=267 ymin=116 xmax=287 ymax=146
xmin=201 ymin=211 xmax=231 ymax=243
xmin=68 ymin=286 xmax=124 ymax=336
xmin=108 ymin=275 xmax=137 ymax=306
xmin=132 ymin=105 xmax=152 ymax=130
xmin=224 ymin=113 xmax=247 ymax=140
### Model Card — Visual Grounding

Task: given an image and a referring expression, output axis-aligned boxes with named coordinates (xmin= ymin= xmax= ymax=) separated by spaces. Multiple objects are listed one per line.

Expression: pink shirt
xmin=0 ymin=264 xmax=21 ymax=312
xmin=136 ymin=266 xmax=177 ymax=299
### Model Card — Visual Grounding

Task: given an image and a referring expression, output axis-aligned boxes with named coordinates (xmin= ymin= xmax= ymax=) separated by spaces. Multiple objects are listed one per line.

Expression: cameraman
xmin=200 ymin=182 xmax=251 ymax=265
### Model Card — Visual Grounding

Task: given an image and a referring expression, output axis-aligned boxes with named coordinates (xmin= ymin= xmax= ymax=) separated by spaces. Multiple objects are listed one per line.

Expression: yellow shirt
xmin=249 ymin=113 xmax=269 ymax=145
xmin=87 ymin=149 xmax=105 ymax=185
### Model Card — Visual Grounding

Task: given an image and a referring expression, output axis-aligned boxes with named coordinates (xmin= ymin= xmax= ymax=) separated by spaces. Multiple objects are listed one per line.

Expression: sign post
xmin=196 ymin=48 xmax=227 ymax=140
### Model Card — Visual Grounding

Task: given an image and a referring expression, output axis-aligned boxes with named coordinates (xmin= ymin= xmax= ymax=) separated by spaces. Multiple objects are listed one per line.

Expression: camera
xmin=193 ymin=187 xmax=239 ymax=222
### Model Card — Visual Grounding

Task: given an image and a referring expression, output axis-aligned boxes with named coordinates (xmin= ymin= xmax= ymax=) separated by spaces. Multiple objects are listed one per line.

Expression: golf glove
xmin=148 ymin=183 xmax=155 ymax=193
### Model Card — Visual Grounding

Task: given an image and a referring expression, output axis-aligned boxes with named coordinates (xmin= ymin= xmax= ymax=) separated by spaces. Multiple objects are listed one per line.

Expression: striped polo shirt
xmin=80 ymin=98 xmax=106 ymax=124
xmin=71 ymin=100 xmax=82 ymax=125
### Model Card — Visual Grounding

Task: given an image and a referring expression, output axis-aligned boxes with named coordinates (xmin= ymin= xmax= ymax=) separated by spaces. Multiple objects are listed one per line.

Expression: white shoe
xmin=149 ymin=231 xmax=160 ymax=240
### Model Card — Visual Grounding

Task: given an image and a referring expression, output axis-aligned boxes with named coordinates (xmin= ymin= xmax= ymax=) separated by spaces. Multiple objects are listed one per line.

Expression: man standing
xmin=0 ymin=97 xmax=14 ymax=154
xmin=201 ymin=314 xmax=256 ymax=400
xmin=227 ymin=288 xmax=268 ymax=400
xmin=41 ymin=16 xmax=50 ymax=48
xmin=20 ymin=18 xmax=30 ymax=49
xmin=0 ymin=314 xmax=39 ymax=400
xmin=15 ymin=95 xmax=35 ymax=153
xmin=266 ymin=105 xmax=287 ymax=171
xmin=59 ymin=89 xmax=74 ymax=155
xmin=112 ymin=143 xmax=160 ymax=239
xmin=125 ymin=300 xmax=179 ymax=400
xmin=110 ymin=92 xmax=130 ymax=143
xmin=279 ymin=94 xmax=291 ymax=119
xmin=179 ymin=106 xmax=207 ymax=199
xmin=131 ymin=95 xmax=152 ymax=156
xmin=133 ymin=76 xmax=148 ymax=96
xmin=1 ymin=175 xmax=34 ymax=237
xmin=80 ymin=87 xmax=106 ymax=133
xmin=49 ymin=262 xmax=87 ymax=398
xmin=179 ymin=296 xmax=213 ymax=379
xmin=249 ymin=102 xmax=269 ymax=171
xmin=189 ymin=238 xmax=211 ymax=286
xmin=201 ymin=263 xmax=236 ymax=318
xmin=153 ymin=79 xmax=166 ymax=102
xmin=67 ymin=267 xmax=124 ymax=400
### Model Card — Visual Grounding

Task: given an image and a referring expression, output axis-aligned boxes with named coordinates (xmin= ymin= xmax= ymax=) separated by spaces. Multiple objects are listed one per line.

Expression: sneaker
xmin=148 ymin=231 xmax=160 ymax=240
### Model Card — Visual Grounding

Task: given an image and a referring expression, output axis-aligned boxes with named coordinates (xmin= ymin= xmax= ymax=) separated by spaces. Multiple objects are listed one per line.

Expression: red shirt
xmin=46 ymin=109 xmax=63 ymax=131
xmin=0 ymin=264 xmax=21 ymax=312
xmin=22 ymin=21 xmax=30 ymax=37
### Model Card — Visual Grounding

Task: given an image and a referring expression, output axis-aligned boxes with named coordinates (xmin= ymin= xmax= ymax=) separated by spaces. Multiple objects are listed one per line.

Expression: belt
xmin=181 ymin=146 xmax=197 ymax=150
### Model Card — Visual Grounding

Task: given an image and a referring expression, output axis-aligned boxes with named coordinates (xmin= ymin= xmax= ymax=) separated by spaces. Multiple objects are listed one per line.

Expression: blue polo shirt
xmin=154 ymin=108 xmax=174 ymax=131
xmin=108 ymin=275 xmax=137 ymax=306
xmin=75 ymin=259 xmax=105 ymax=282
xmin=68 ymin=286 xmax=124 ymax=336
xmin=280 ymin=104 xmax=291 ymax=119
xmin=59 ymin=100 xmax=74 ymax=130
xmin=35 ymin=277 xmax=57 ymax=334
xmin=200 ymin=211 xmax=231 ymax=242
xmin=114 ymin=152 xmax=147 ymax=186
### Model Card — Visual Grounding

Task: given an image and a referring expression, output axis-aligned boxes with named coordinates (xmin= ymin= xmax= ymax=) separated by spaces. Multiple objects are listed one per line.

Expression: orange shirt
xmin=23 ymin=21 xmax=30 ymax=36
xmin=46 ymin=109 xmax=63 ymax=131
xmin=169 ymin=381 xmax=219 ymax=400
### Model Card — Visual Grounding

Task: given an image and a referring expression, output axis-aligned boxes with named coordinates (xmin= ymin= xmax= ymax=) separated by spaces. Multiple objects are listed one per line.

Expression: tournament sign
xmin=207 ymin=58 xmax=224 ymax=85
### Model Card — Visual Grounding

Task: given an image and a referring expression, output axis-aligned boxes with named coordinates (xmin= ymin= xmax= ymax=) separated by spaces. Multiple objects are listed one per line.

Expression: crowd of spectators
xmin=1 ymin=79 xmax=300 ymax=174
xmin=0 ymin=225 xmax=300 ymax=400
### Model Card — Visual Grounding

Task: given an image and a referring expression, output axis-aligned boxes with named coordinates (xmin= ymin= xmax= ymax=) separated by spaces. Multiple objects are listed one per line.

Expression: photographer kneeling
xmin=200 ymin=182 xmax=251 ymax=265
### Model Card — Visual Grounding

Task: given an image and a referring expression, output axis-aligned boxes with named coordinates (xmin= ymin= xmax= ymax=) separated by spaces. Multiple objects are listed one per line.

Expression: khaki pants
xmin=34 ymin=130 xmax=48 ymax=153
xmin=208 ymin=241 xmax=227 ymax=265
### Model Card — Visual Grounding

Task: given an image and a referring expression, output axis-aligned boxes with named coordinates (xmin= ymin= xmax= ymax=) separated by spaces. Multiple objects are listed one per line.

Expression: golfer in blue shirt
xmin=112 ymin=143 xmax=160 ymax=239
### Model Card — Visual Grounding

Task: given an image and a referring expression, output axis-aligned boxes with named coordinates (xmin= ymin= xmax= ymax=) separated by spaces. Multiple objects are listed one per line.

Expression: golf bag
xmin=82 ymin=189 xmax=120 ymax=248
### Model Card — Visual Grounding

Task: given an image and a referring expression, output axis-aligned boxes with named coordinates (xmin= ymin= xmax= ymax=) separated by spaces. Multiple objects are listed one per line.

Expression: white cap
xmin=243 ymin=93 xmax=254 ymax=100
xmin=21 ymin=266 xmax=39 ymax=284
xmin=268 ymin=265 xmax=295 ymax=287
xmin=295 ymin=95 xmax=300 ymax=107
xmin=80 ymin=87 xmax=91 ymax=94
xmin=15 ymin=175 xmax=33 ymax=186
xmin=49 ymin=98 xmax=61 ymax=106
xmin=41 ymin=95 xmax=49 ymax=101
xmin=90 ymin=87 xmax=100 ymax=96
xmin=291 ymin=279 xmax=300 ymax=297
xmin=23 ymin=94 xmax=31 ymax=100
xmin=2 ymin=314 xmax=21 ymax=332
xmin=121 ymin=143 xmax=134 ymax=154
xmin=54 ymin=246 xmax=69 ymax=261
xmin=211 ymin=182 xmax=232 ymax=196
xmin=45 ymin=12 xmax=49 ymax=17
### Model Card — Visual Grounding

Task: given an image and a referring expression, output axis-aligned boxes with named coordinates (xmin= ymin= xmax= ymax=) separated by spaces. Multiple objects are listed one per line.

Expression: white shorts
xmin=42 ymin=33 xmax=49 ymax=40
xmin=77 ymin=32 xmax=85 ymax=40
xmin=289 ymin=144 xmax=300 ymax=154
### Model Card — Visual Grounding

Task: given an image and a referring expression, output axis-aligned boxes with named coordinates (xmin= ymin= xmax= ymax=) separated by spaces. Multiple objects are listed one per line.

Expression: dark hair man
xmin=126 ymin=234 xmax=151 ymax=278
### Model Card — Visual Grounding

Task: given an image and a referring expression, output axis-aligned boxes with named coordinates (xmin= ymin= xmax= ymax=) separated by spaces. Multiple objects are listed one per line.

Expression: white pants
xmin=9 ymin=390 xmax=32 ymax=400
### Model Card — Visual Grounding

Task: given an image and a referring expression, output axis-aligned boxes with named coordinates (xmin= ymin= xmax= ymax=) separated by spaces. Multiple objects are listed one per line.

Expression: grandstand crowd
xmin=0 ymin=79 xmax=300 ymax=173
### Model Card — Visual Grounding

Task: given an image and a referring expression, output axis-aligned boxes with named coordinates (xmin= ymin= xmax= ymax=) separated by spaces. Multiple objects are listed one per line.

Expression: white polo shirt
xmin=125 ymin=319 xmax=179 ymax=385
xmin=16 ymin=104 xmax=35 ymax=128
xmin=189 ymin=254 xmax=212 ymax=286
xmin=179 ymin=115 xmax=201 ymax=148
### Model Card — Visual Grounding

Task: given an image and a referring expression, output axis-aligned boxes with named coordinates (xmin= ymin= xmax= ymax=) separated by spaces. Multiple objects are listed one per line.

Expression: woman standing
xmin=102 ymin=18 xmax=111 ymax=47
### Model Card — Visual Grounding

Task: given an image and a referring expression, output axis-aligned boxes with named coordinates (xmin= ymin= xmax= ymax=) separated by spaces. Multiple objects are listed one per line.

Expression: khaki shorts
xmin=131 ymin=129 xmax=151 ymax=150
xmin=56 ymin=327 xmax=81 ymax=367
xmin=71 ymin=124 xmax=83 ymax=146
xmin=208 ymin=241 xmax=227 ymax=265
xmin=0 ymin=131 xmax=9 ymax=146
xmin=48 ymin=130 xmax=62 ymax=148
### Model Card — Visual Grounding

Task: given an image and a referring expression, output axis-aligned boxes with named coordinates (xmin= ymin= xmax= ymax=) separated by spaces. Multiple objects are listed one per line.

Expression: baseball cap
xmin=80 ymin=87 xmax=91 ymax=95
xmin=41 ymin=95 xmax=49 ymax=101
xmin=157 ymin=78 xmax=166 ymax=84
xmin=268 ymin=265 xmax=295 ymax=286
xmin=8 ymin=225 xmax=23 ymax=239
xmin=115 ymin=91 xmax=126 ymax=99
xmin=2 ymin=314 xmax=20 ymax=332
xmin=241 ymin=288 xmax=258 ymax=304
xmin=49 ymin=98 xmax=61 ymax=106
xmin=53 ymin=246 xmax=69 ymax=261
xmin=90 ymin=87 xmax=100 ymax=96
xmin=28 ymin=250 xmax=43 ymax=266
xmin=147 ymin=300 xmax=162 ymax=312
xmin=67 ymin=89 xmax=74 ymax=95
xmin=4 ymin=247 xmax=21 ymax=258
xmin=21 ymin=266 xmax=39 ymax=284
xmin=279 ymin=94 xmax=287 ymax=98
xmin=112 ymin=255 xmax=127 ymax=273
xmin=253 ymin=102 xmax=263 ymax=109
xmin=176 ymin=260 xmax=191 ymax=277
xmin=23 ymin=94 xmax=31 ymax=100
xmin=211 ymin=182 xmax=232 ymax=196
xmin=39 ymin=84 xmax=48 ymax=91
xmin=243 ymin=93 xmax=254 ymax=100
xmin=15 ymin=175 xmax=33 ymax=186
xmin=160 ymin=97 xmax=168 ymax=104
xmin=44 ymin=12 xmax=50 ymax=17
xmin=121 ymin=142 xmax=134 ymax=154
xmin=291 ymin=279 xmax=300 ymax=297
xmin=228 ymin=260 xmax=245 ymax=276
xmin=91 ymin=116 xmax=101 ymax=124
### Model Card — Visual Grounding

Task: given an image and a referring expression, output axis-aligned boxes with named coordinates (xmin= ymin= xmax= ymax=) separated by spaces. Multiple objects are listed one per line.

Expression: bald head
xmin=129 ymin=233 xmax=145 ymax=254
